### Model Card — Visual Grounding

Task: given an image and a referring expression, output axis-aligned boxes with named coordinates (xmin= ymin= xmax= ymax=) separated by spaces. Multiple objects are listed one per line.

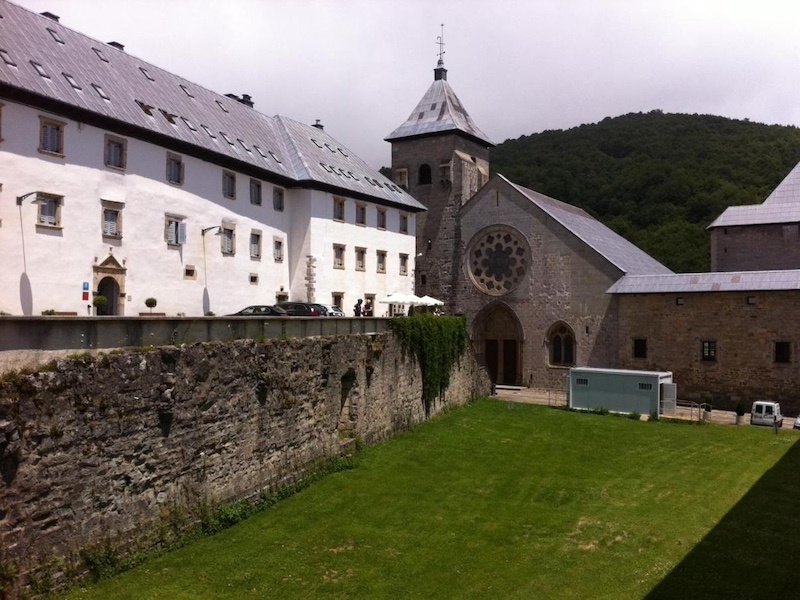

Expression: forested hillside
xmin=490 ymin=111 xmax=800 ymax=272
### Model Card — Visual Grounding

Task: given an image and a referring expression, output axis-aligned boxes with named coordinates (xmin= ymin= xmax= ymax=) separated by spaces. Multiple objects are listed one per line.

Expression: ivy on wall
xmin=389 ymin=315 xmax=468 ymax=413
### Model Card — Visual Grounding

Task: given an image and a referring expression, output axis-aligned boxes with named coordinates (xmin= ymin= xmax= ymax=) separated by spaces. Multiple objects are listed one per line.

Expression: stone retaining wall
xmin=0 ymin=332 xmax=490 ymax=597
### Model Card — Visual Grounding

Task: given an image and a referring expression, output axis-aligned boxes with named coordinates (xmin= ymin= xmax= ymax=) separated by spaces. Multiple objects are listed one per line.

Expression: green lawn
xmin=64 ymin=400 xmax=800 ymax=599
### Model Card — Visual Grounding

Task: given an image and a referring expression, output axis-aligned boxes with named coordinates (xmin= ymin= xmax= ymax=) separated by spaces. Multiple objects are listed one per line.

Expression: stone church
xmin=387 ymin=56 xmax=800 ymax=414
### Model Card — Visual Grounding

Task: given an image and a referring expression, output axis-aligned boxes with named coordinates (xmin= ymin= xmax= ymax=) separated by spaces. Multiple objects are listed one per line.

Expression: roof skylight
xmin=31 ymin=61 xmax=49 ymax=78
xmin=180 ymin=84 xmax=194 ymax=98
xmin=47 ymin=28 xmax=64 ymax=44
xmin=338 ymin=148 xmax=349 ymax=157
xmin=269 ymin=150 xmax=282 ymax=164
xmin=201 ymin=125 xmax=216 ymax=139
xmin=220 ymin=132 xmax=234 ymax=146
xmin=63 ymin=72 xmax=81 ymax=89
xmin=215 ymin=100 xmax=229 ymax=113
xmin=92 ymin=47 xmax=109 ymax=63
xmin=139 ymin=67 xmax=154 ymax=81
xmin=135 ymin=99 xmax=154 ymax=115
xmin=311 ymin=138 xmax=324 ymax=149
xmin=0 ymin=49 xmax=15 ymax=66
xmin=238 ymin=139 xmax=250 ymax=152
xmin=181 ymin=117 xmax=196 ymax=131
xmin=254 ymin=145 xmax=267 ymax=158
xmin=92 ymin=83 xmax=110 ymax=100
xmin=159 ymin=109 xmax=177 ymax=124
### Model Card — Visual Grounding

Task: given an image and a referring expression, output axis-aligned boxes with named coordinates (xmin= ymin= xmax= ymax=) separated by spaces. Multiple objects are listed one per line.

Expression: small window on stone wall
xmin=418 ymin=164 xmax=432 ymax=185
xmin=633 ymin=338 xmax=647 ymax=359
xmin=775 ymin=341 xmax=791 ymax=364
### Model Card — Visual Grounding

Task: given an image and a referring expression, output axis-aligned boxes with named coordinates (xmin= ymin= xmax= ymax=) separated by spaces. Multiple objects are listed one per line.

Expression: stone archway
xmin=472 ymin=302 xmax=524 ymax=385
xmin=93 ymin=253 xmax=127 ymax=316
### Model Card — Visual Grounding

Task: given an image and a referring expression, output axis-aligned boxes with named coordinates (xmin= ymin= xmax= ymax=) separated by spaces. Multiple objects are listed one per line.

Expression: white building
xmin=0 ymin=1 xmax=423 ymax=316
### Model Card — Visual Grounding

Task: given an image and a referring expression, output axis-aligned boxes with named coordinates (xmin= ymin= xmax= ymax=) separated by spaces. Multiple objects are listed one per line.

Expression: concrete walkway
xmin=491 ymin=386 xmax=794 ymax=428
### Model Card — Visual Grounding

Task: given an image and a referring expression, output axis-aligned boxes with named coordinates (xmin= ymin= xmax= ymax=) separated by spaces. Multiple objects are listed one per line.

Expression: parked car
xmin=750 ymin=400 xmax=783 ymax=427
xmin=319 ymin=304 xmax=345 ymax=317
xmin=276 ymin=302 xmax=321 ymax=317
xmin=228 ymin=305 xmax=287 ymax=317
xmin=793 ymin=417 xmax=800 ymax=430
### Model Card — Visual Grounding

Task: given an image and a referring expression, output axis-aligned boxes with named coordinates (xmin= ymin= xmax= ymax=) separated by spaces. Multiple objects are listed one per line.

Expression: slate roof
xmin=708 ymin=161 xmax=800 ymax=228
xmin=385 ymin=60 xmax=493 ymax=147
xmin=501 ymin=175 xmax=673 ymax=276
xmin=0 ymin=1 xmax=424 ymax=211
xmin=607 ymin=270 xmax=800 ymax=294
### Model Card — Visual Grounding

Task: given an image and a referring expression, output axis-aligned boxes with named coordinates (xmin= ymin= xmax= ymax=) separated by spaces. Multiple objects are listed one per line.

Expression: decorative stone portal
xmin=92 ymin=253 xmax=127 ymax=316
xmin=472 ymin=302 xmax=523 ymax=385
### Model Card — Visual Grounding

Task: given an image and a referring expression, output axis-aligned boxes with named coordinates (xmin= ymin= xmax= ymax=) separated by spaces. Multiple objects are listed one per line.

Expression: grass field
xmin=63 ymin=400 xmax=800 ymax=599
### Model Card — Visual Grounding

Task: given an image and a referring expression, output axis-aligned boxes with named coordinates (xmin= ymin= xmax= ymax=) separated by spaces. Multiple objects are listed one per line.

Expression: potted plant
xmin=735 ymin=400 xmax=746 ymax=425
xmin=92 ymin=294 xmax=108 ymax=315
xmin=145 ymin=297 xmax=158 ymax=314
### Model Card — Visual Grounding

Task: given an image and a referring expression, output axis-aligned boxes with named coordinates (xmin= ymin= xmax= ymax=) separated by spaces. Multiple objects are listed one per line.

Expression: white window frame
xmin=399 ymin=213 xmax=409 ymax=234
xmin=355 ymin=247 xmax=366 ymax=271
xmin=399 ymin=253 xmax=408 ymax=275
xmin=377 ymin=208 xmax=386 ymax=230
xmin=273 ymin=238 xmax=284 ymax=262
xmin=356 ymin=204 xmax=366 ymax=226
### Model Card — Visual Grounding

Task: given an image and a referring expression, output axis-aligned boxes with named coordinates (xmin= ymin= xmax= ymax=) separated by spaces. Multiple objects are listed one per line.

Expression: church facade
xmin=388 ymin=57 xmax=800 ymax=413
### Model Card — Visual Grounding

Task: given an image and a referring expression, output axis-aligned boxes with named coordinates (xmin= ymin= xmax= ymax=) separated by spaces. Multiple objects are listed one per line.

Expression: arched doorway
xmin=96 ymin=277 xmax=119 ymax=315
xmin=92 ymin=253 xmax=127 ymax=316
xmin=472 ymin=302 xmax=524 ymax=385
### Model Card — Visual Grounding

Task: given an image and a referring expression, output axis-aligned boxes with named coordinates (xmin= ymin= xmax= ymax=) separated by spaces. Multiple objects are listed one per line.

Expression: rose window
xmin=467 ymin=227 xmax=530 ymax=295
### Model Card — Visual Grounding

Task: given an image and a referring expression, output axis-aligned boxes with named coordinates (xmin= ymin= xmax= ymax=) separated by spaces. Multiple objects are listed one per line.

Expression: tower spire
xmin=434 ymin=23 xmax=447 ymax=81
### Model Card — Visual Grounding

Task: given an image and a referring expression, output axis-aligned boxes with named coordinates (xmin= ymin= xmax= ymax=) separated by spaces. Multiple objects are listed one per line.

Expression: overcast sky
xmin=13 ymin=0 xmax=800 ymax=168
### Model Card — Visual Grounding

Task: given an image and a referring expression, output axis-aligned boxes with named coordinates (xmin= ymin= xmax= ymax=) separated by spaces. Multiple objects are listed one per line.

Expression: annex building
xmin=388 ymin=53 xmax=800 ymax=413
xmin=0 ymin=1 xmax=422 ymax=318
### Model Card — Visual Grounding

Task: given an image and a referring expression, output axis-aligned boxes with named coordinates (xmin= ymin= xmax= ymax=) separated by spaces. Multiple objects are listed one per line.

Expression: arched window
xmin=418 ymin=164 xmax=432 ymax=185
xmin=549 ymin=323 xmax=575 ymax=366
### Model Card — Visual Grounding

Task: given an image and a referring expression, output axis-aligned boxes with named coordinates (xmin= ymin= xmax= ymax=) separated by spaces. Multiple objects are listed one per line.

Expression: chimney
xmin=40 ymin=11 xmax=60 ymax=22
xmin=312 ymin=119 xmax=324 ymax=130
xmin=225 ymin=93 xmax=240 ymax=102
xmin=107 ymin=41 xmax=125 ymax=51
xmin=240 ymin=94 xmax=254 ymax=108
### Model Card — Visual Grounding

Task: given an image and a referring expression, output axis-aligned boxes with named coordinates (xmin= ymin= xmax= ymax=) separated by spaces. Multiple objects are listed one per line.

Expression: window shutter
xmin=40 ymin=200 xmax=56 ymax=225
xmin=179 ymin=161 xmax=185 ymax=183
xmin=177 ymin=222 xmax=187 ymax=244
xmin=103 ymin=210 xmax=116 ymax=235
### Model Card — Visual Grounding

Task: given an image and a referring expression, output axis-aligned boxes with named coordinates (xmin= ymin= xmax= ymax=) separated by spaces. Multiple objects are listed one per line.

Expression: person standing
xmin=353 ymin=298 xmax=363 ymax=317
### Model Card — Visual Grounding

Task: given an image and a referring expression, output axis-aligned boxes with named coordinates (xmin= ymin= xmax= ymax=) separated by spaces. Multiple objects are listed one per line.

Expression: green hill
xmin=490 ymin=111 xmax=800 ymax=272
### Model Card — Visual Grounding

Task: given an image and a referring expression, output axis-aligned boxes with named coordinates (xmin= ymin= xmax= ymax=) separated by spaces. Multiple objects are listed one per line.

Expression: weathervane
xmin=436 ymin=24 xmax=445 ymax=63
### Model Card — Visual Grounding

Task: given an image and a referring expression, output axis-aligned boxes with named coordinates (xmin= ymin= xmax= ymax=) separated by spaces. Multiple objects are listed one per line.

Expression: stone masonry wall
xmin=0 ymin=332 xmax=490 ymax=596
xmin=617 ymin=290 xmax=800 ymax=413
xmin=711 ymin=224 xmax=800 ymax=271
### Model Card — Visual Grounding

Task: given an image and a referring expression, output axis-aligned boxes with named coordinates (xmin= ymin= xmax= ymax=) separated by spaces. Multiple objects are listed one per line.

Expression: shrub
xmin=41 ymin=309 xmax=57 ymax=315
xmin=628 ymin=411 xmax=641 ymax=421
xmin=92 ymin=295 xmax=108 ymax=309
xmin=735 ymin=401 xmax=746 ymax=417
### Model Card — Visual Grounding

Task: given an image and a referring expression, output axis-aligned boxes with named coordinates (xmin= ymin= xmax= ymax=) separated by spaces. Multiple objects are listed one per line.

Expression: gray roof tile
xmin=385 ymin=67 xmax=493 ymax=146
xmin=708 ymin=160 xmax=800 ymax=228
xmin=501 ymin=175 xmax=673 ymax=276
xmin=607 ymin=270 xmax=800 ymax=294
xmin=0 ymin=1 xmax=422 ymax=210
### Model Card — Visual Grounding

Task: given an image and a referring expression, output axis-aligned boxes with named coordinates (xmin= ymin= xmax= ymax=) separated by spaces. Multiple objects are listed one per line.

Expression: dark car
xmin=228 ymin=305 xmax=287 ymax=317
xmin=276 ymin=302 xmax=321 ymax=317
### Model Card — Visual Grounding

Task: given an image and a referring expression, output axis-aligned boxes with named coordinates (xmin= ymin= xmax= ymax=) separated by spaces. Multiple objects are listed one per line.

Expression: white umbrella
xmin=379 ymin=292 xmax=420 ymax=304
xmin=417 ymin=295 xmax=444 ymax=306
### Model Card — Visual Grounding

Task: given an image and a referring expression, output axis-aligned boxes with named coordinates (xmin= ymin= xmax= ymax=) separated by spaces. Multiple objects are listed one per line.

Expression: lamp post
xmin=16 ymin=191 xmax=40 ymax=205
xmin=201 ymin=226 xmax=221 ymax=314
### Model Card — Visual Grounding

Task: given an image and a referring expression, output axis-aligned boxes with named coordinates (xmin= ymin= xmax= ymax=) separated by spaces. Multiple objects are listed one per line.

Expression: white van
xmin=750 ymin=401 xmax=783 ymax=427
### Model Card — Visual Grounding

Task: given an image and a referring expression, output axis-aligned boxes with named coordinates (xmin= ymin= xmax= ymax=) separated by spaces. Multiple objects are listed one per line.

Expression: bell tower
xmin=385 ymin=31 xmax=493 ymax=309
